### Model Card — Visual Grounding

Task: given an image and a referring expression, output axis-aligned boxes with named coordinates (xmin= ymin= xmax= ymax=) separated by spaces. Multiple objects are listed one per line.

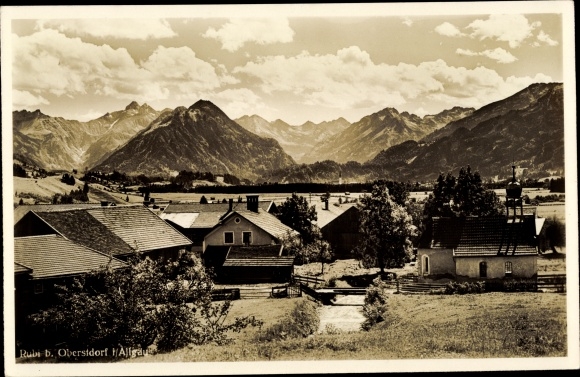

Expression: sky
xmin=4 ymin=3 xmax=571 ymax=125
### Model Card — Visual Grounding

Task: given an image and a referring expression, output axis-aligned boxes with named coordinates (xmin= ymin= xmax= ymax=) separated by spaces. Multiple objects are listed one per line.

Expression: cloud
xmin=234 ymin=47 xmax=551 ymax=114
xmin=37 ymin=19 xmax=177 ymax=40
xmin=12 ymin=30 xmax=234 ymax=104
xmin=402 ymin=17 xmax=413 ymax=27
xmin=209 ymin=88 xmax=271 ymax=119
xmin=13 ymin=89 xmax=50 ymax=109
xmin=456 ymin=48 xmax=478 ymax=57
xmin=435 ymin=22 xmax=464 ymax=37
xmin=456 ymin=47 xmax=517 ymax=64
xmin=467 ymin=14 xmax=539 ymax=48
xmin=537 ymin=30 xmax=559 ymax=46
xmin=202 ymin=18 xmax=294 ymax=52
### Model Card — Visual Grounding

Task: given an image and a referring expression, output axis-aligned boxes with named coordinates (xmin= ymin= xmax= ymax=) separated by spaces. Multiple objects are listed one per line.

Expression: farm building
xmin=14 ymin=205 xmax=192 ymax=261
xmin=320 ymin=205 xmax=362 ymax=259
xmin=14 ymin=234 xmax=127 ymax=350
xmin=159 ymin=199 xmax=278 ymax=252
xmin=202 ymin=195 xmax=298 ymax=282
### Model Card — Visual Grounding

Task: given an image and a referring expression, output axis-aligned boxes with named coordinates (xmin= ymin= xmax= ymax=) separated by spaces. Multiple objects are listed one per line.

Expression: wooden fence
xmin=537 ymin=274 xmax=566 ymax=292
xmin=292 ymin=274 xmax=325 ymax=286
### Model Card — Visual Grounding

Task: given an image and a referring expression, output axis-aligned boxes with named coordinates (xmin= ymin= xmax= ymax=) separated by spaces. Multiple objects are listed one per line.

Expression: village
xmin=11 ymin=163 xmax=568 ymax=362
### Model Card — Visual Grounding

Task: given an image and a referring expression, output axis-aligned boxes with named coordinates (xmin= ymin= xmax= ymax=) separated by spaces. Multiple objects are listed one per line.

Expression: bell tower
xmin=505 ymin=163 xmax=523 ymax=219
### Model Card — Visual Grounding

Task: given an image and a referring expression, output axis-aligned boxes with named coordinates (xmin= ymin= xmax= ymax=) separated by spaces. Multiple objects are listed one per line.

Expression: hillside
xmin=93 ymin=100 xmax=296 ymax=181
xmin=367 ymin=82 xmax=564 ymax=181
xmin=235 ymin=115 xmax=350 ymax=162
xmin=301 ymin=106 xmax=473 ymax=164
xmin=12 ymin=102 xmax=162 ymax=171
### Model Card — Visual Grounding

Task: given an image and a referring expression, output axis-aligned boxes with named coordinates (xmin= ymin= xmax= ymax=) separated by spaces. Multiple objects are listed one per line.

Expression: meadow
xmin=123 ymin=291 xmax=567 ymax=363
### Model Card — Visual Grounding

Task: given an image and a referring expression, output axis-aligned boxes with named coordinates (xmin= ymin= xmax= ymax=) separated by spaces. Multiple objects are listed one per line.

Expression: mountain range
xmin=234 ymin=115 xmax=351 ymax=162
xmin=299 ymin=106 xmax=474 ymax=164
xmin=13 ymin=102 xmax=163 ymax=171
xmin=93 ymin=100 xmax=296 ymax=180
xmin=266 ymin=82 xmax=564 ymax=183
xmin=13 ymin=82 xmax=564 ymax=184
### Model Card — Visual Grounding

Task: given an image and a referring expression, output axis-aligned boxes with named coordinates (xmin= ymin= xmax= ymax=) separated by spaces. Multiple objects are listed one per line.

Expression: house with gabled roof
xmin=202 ymin=195 xmax=298 ymax=282
xmin=159 ymin=199 xmax=278 ymax=251
xmin=14 ymin=205 xmax=192 ymax=261
xmin=14 ymin=234 xmax=127 ymax=350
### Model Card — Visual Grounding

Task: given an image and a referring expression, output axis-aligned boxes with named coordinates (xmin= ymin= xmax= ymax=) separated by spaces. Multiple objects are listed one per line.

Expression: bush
xmin=255 ymin=300 xmax=319 ymax=342
xmin=444 ymin=281 xmax=485 ymax=294
xmin=361 ymin=277 xmax=390 ymax=330
xmin=26 ymin=252 xmax=261 ymax=357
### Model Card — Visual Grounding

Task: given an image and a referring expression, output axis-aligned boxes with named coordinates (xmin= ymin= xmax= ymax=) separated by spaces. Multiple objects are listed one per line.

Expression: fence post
xmin=396 ymin=280 xmax=400 ymax=294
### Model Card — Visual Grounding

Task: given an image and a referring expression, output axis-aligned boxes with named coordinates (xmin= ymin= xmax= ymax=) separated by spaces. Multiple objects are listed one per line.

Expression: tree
xmin=13 ymin=163 xmax=27 ymax=178
xmin=277 ymin=193 xmax=318 ymax=245
xmin=356 ymin=183 xmax=416 ymax=273
xmin=539 ymin=215 xmax=566 ymax=254
xmin=424 ymin=167 xmax=504 ymax=219
xmin=28 ymin=252 xmax=262 ymax=355
xmin=199 ymin=195 xmax=208 ymax=204
xmin=83 ymin=181 xmax=90 ymax=195
xmin=282 ymin=228 xmax=333 ymax=274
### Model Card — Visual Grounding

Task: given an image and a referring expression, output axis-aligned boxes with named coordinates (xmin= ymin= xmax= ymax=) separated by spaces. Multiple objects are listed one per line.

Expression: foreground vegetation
xmin=123 ymin=292 xmax=566 ymax=362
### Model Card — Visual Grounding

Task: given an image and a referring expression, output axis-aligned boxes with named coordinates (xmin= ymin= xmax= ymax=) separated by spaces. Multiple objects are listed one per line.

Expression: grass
xmin=123 ymin=291 xmax=567 ymax=362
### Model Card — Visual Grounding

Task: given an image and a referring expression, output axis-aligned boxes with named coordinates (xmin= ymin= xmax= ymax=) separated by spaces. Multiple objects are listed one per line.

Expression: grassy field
xmin=123 ymin=291 xmax=567 ymax=363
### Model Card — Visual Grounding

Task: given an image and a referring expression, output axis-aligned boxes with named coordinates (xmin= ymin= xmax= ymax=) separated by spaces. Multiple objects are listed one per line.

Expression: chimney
xmin=246 ymin=195 xmax=259 ymax=212
xmin=229 ymin=198 xmax=233 ymax=212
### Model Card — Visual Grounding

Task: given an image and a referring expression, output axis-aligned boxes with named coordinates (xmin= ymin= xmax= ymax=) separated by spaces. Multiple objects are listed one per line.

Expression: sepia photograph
xmin=2 ymin=2 xmax=578 ymax=376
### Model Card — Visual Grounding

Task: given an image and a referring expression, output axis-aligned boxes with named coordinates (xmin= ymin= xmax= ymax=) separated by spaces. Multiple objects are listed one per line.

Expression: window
xmin=479 ymin=262 xmax=487 ymax=278
xmin=224 ymin=232 xmax=234 ymax=244
xmin=34 ymin=282 xmax=43 ymax=294
xmin=505 ymin=261 xmax=513 ymax=277
xmin=422 ymin=255 xmax=430 ymax=275
xmin=234 ymin=217 xmax=241 ymax=224
xmin=242 ymin=231 xmax=252 ymax=246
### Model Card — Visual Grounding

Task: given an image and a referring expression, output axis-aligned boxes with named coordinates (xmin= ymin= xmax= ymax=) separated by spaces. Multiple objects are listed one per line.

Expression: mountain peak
xmin=125 ymin=101 xmax=140 ymax=111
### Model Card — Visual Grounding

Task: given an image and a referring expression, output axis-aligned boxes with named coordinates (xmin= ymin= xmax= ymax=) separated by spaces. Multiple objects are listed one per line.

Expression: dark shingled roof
xmin=34 ymin=210 xmax=134 ymax=256
xmin=431 ymin=216 xmax=538 ymax=256
xmin=223 ymin=245 xmax=294 ymax=267
xmin=226 ymin=244 xmax=284 ymax=259
xmin=14 ymin=203 xmax=111 ymax=224
xmin=32 ymin=206 xmax=191 ymax=257
xmin=87 ymin=206 xmax=191 ymax=252
xmin=161 ymin=201 xmax=276 ymax=229
xmin=14 ymin=235 xmax=126 ymax=279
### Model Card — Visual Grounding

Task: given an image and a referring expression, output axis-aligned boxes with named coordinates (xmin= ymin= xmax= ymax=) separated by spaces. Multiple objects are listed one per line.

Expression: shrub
xmin=255 ymin=300 xmax=319 ymax=342
xmin=444 ymin=281 xmax=485 ymax=294
xmin=361 ymin=277 xmax=389 ymax=330
xmin=26 ymin=252 xmax=261 ymax=357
